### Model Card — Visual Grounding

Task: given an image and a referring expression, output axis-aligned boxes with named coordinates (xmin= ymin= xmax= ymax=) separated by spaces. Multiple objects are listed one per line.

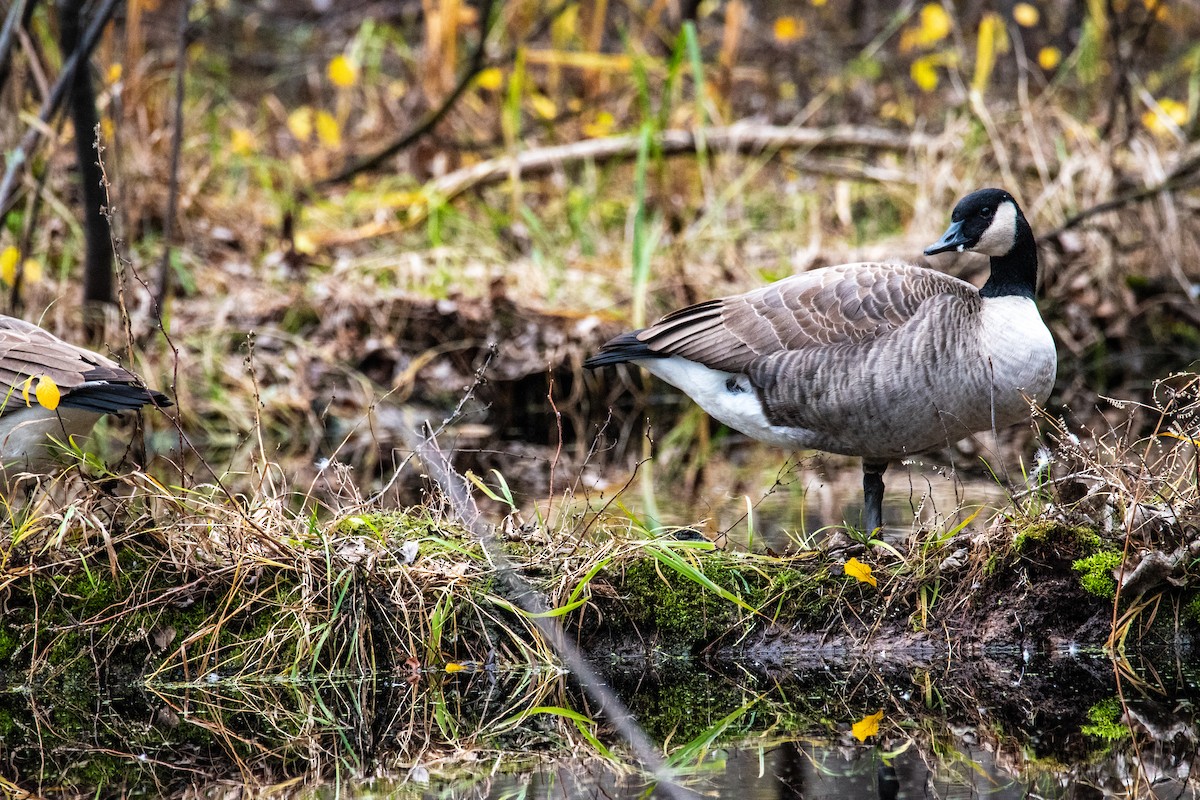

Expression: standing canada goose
xmin=0 ymin=316 xmax=171 ymax=482
xmin=584 ymin=188 xmax=1056 ymax=534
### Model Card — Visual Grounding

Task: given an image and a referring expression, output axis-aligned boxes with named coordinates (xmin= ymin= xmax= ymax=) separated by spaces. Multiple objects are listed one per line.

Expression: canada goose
xmin=0 ymin=316 xmax=171 ymax=482
xmin=584 ymin=188 xmax=1056 ymax=534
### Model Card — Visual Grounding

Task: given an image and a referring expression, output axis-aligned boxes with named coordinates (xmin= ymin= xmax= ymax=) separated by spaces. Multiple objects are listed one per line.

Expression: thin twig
xmin=318 ymin=0 xmax=499 ymax=188
xmin=0 ymin=0 xmax=30 ymax=89
xmin=1046 ymin=146 xmax=1200 ymax=238
xmin=0 ymin=0 xmax=121 ymax=220
xmin=154 ymin=0 xmax=192 ymax=319
xmin=406 ymin=427 xmax=694 ymax=800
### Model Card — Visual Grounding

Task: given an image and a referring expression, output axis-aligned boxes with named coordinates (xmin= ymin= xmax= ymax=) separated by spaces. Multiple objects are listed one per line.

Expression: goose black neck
xmin=980 ymin=215 xmax=1039 ymax=299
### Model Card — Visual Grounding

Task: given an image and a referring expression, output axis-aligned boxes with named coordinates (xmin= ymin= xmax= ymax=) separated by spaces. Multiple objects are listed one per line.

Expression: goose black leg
xmin=862 ymin=460 xmax=888 ymax=534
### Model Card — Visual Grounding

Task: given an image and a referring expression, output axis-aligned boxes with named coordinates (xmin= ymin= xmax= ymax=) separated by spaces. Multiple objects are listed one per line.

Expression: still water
xmin=324 ymin=652 xmax=1198 ymax=799
xmin=7 ymin=649 xmax=1188 ymax=797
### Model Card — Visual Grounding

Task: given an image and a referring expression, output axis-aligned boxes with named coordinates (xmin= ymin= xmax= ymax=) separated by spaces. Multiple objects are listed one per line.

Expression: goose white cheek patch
xmin=974 ymin=202 xmax=1018 ymax=256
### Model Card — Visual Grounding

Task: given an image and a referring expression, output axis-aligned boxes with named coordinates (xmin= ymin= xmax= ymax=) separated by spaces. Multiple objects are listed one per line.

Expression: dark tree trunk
xmin=59 ymin=0 xmax=113 ymax=309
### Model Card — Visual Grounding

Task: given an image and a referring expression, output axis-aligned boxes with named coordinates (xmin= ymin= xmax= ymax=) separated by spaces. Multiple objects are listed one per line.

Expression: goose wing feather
xmin=0 ymin=317 xmax=159 ymax=413
xmin=637 ymin=263 xmax=976 ymax=373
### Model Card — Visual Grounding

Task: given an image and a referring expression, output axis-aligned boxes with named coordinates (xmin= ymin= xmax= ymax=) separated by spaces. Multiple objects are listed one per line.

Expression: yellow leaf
xmin=0 ymin=246 xmax=17 ymax=286
xmin=35 ymin=376 xmax=60 ymax=411
xmin=230 ymin=127 xmax=256 ymax=156
xmin=21 ymin=375 xmax=33 ymax=407
xmin=583 ymin=110 xmax=615 ymax=138
xmin=315 ymin=110 xmax=341 ymax=147
xmin=1013 ymin=2 xmax=1039 ymax=26
xmin=905 ymin=3 xmax=951 ymax=50
xmin=773 ymin=16 xmax=805 ymax=42
xmin=811 ymin=0 xmax=827 ymax=5
xmin=327 ymin=54 xmax=358 ymax=88
xmin=1143 ymin=98 xmax=1188 ymax=135
xmin=1038 ymin=46 xmax=1062 ymax=70
xmin=476 ymin=67 xmax=504 ymax=91
xmin=107 ymin=63 xmax=123 ymax=83
xmin=529 ymin=93 xmax=557 ymax=120
xmin=972 ymin=12 xmax=1008 ymax=97
xmin=851 ymin=710 xmax=884 ymax=742
xmin=445 ymin=662 xmax=466 ymax=673
xmin=911 ymin=56 xmax=940 ymax=92
xmin=293 ymin=232 xmax=317 ymax=255
xmin=844 ymin=557 xmax=877 ymax=587
xmin=287 ymin=106 xmax=314 ymax=142
xmin=21 ymin=258 xmax=42 ymax=284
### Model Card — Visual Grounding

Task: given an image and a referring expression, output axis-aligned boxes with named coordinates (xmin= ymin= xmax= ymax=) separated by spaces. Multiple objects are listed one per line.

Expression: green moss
xmin=1014 ymin=522 xmax=1101 ymax=555
xmin=0 ymin=626 xmax=16 ymax=663
xmin=614 ymin=554 xmax=832 ymax=650
xmin=1072 ymin=551 xmax=1123 ymax=598
xmin=1080 ymin=698 xmax=1130 ymax=741
xmin=1012 ymin=522 xmax=1104 ymax=577
xmin=1184 ymin=594 xmax=1200 ymax=626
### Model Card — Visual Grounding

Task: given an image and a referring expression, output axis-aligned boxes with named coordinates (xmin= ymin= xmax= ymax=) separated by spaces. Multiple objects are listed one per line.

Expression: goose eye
xmin=981 ymin=207 xmax=993 ymax=218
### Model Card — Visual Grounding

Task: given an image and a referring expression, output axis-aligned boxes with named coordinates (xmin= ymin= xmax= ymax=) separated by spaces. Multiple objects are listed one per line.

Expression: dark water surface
xmin=4 ymin=648 xmax=1197 ymax=797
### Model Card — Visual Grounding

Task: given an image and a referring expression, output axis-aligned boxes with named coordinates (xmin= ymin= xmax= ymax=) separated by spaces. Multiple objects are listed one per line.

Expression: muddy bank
xmin=3 ymin=511 xmax=1195 ymax=689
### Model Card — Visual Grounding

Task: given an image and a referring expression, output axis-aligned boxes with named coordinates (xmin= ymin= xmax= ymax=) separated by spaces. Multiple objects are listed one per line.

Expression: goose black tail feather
xmin=583 ymin=330 xmax=666 ymax=368
xmin=60 ymin=384 xmax=173 ymax=415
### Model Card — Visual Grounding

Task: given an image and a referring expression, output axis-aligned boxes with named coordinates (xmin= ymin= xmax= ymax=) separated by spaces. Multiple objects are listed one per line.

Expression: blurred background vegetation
xmin=1 ymin=0 xmax=1198 ymax=499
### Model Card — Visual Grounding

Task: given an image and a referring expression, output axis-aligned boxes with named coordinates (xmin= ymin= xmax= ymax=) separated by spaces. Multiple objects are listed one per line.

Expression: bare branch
xmin=427 ymin=123 xmax=927 ymax=201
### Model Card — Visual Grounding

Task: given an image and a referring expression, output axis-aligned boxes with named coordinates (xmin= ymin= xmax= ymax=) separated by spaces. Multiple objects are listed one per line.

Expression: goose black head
xmin=924 ymin=188 xmax=1024 ymax=258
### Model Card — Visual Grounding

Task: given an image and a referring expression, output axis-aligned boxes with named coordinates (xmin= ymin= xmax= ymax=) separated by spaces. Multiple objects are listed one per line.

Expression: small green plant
xmin=1072 ymin=551 xmax=1124 ymax=598
xmin=1185 ymin=593 xmax=1200 ymax=626
xmin=1080 ymin=698 xmax=1130 ymax=741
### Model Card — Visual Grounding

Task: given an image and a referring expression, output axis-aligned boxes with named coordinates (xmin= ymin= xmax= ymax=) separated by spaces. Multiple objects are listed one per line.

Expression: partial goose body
xmin=0 ymin=316 xmax=171 ymax=478
xmin=585 ymin=188 xmax=1057 ymax=533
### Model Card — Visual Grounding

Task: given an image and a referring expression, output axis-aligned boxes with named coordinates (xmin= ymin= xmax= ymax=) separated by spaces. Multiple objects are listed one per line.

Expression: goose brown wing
xmin=635 ymin=263 xmax=975 ymax=372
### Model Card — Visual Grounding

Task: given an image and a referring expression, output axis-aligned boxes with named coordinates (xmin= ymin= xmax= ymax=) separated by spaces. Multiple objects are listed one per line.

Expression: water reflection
xmin=2 ymin=646 xmax=1197 ymax=797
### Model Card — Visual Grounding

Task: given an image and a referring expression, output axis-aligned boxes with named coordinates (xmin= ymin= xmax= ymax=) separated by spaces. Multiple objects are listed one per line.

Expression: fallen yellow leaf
xmin=583 ymin=110 xmax=615 ymax=138
xmin=328 ymin=54 xmax=358 ymax=88
xmin=21 ymin=258 xmax=42 ymax=284
xmin=445 ymin=662 xmax=466 ymax=673
xmin=1143 ymin=98 xmax=1188 ymax=135
xmin=107 ymin=63 xmax=123 ymax=83
xmin=773 ymin=16 xmax=805 ymax=42
xmin=287 ymin=106 xmax=314 ymax=142
xmin=230 ymin=127 xmax=256 ymax=156
xmin=844 ymin=557 xmax=877 ymax=587
xmin=293 ymin=232 xmax=317 ymax=255
xmin=911 ymin=55 xmax=939 ymax=92
xmin=476 ymin=67 xmax=504 ymax=91
xmin=852 ymin=710 xmax=884 ymax=742
xmin=901 ymin=3 xmax=951 ymax=52
xmin=315 ymin=110 xmax=341 ymax=147
xmin=36 ymin=376 xmax=60 ymax=411
xmin=529 ymin=93 xmax=558 ymax=120
xmin=0 ymin=246 xmax=18 ymax=286
xmin=1013 ymin=2 xmax=1039 ymax=26
xmin=1038 ymin=46 xmax=1062 ymax=70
